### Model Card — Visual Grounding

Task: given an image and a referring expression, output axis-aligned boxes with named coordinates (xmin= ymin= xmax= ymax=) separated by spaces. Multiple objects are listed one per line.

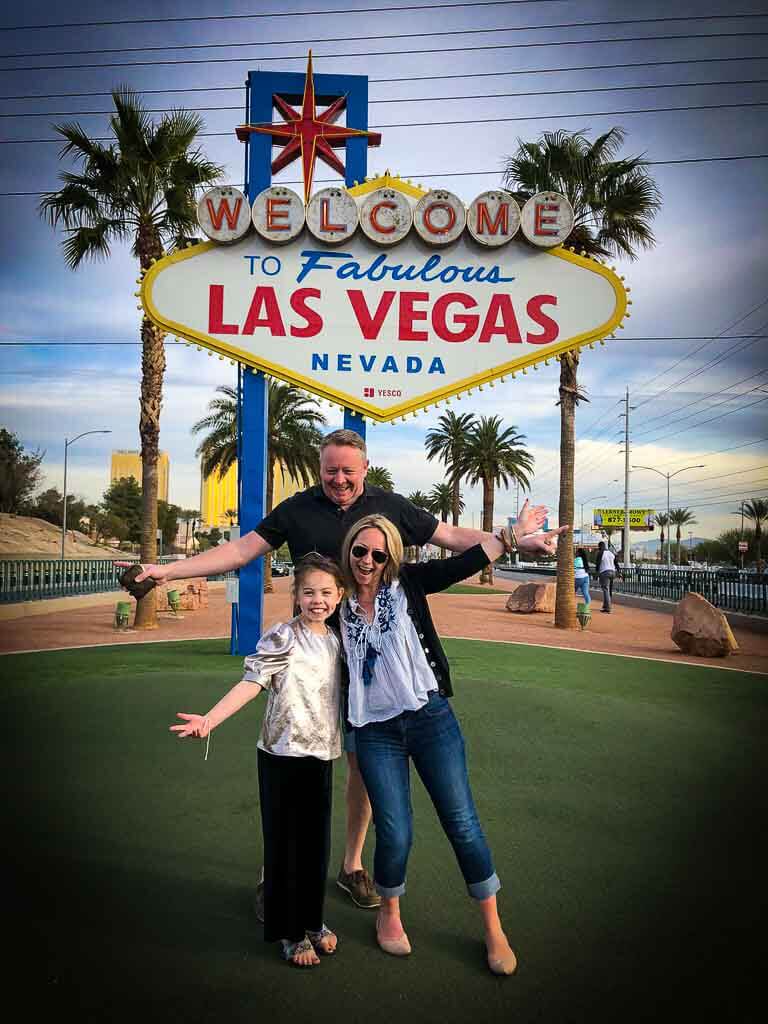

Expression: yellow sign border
xmin=141 ymin=177 xmax=628 ymax=423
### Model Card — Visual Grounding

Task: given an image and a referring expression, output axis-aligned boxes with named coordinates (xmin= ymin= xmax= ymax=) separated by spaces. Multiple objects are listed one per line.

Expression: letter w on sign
xmin=206 ymin=196 xmax=243 ymax=231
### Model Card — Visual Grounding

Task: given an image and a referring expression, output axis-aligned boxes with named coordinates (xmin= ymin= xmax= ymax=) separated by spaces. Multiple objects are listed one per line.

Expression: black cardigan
xmin=354 ymin=543 xmax=491 ymax=700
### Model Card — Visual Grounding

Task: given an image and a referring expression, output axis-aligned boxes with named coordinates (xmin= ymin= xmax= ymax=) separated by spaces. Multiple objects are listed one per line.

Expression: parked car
xmin=271 ymin=561 xmax=290 ymax=577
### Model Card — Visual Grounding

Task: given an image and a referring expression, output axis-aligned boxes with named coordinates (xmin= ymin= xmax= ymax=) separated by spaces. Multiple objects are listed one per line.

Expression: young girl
xmin=170 ymin=552 xmax=346 ymax=968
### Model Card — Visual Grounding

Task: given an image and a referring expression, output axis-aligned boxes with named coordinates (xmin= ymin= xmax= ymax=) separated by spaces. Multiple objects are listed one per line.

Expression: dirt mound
xmin=0 ymin=514 xmax=121 ymax=559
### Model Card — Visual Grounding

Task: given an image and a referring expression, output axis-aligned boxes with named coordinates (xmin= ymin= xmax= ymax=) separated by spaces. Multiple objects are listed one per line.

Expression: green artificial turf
xmin=5 ymin=639 xmax=766 ymax=1023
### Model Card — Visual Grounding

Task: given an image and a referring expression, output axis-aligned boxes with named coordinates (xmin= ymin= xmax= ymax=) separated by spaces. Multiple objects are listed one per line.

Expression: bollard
xmin=114 ymin=601 xmax=132 ymax=629
xmin=167 ymin=589 xmax=181 ymax=615
xmin=576 ymin=603 xmax=592 ymax=630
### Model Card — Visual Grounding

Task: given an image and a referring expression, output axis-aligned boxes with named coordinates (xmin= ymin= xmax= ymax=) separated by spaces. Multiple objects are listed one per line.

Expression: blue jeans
xmin=575 ymin=576 xmax=591 ymax=605
xmin=354 ymin=691 xmax=500 ymax=901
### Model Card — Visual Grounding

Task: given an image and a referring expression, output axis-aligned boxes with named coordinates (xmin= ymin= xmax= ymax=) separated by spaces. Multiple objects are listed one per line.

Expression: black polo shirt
xmin=255 ymin=483 xmax=438 ymax=562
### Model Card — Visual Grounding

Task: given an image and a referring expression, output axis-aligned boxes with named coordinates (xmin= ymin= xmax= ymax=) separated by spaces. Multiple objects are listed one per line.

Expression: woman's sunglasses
xmin=351 ymin=543 xmax=388 ymax=565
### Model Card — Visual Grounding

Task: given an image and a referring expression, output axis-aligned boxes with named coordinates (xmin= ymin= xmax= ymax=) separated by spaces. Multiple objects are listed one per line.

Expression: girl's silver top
xmin=242 ymin=617 xmax=342 ymax=760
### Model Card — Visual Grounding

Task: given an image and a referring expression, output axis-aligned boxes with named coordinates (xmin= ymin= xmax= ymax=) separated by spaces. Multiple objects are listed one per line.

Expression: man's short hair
xmin=320 ymin=429 xmax=367 ymax=457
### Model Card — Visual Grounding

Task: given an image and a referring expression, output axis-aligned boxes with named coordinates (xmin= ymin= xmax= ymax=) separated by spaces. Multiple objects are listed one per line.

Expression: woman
xmin=575 ymin=547 xmax=591 ymax=606
xmin=339 ymin=514 xmax=518 ymax=976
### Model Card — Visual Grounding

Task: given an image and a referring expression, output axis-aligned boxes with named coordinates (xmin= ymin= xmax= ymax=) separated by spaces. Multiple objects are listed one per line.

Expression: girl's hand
xmin=170 ymin=713 xmax=210 ymax=738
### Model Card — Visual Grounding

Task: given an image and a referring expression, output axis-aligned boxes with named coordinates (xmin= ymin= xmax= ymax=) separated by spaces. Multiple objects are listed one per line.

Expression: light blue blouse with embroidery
xmin=341 ymin=580 xmax=436 ymax=727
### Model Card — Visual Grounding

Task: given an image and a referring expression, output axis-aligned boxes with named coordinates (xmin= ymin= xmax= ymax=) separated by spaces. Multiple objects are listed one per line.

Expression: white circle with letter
xmin=520 ymin=192 xmax=574 ymax=248
xmin=360 ymin=188 xmax=413 ymax=245
xmin=413 ymin=190 xmax=466 ymax=246
xmin=252 ymin=186 xmax=305 ymax=243
xmin=306 ymin=187 xmax=359 ymax=244
xmin=197 ymin=186 xmax=251 ymax=243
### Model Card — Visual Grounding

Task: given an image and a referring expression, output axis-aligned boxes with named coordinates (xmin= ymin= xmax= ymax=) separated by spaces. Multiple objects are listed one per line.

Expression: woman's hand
xmin=170 ymin=713 xmax=211 ymax=739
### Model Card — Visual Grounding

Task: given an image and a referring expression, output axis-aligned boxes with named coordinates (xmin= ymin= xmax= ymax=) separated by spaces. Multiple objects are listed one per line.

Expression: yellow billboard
xmin=593 ymin=508 xmax=655 ymax=531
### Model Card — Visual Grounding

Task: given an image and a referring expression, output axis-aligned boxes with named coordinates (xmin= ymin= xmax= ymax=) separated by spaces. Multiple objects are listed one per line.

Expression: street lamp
xmin=61 ymin=430 xmax=112 ymax=561
xmin=631 ymin=464 xmax=705 ymax=568
xmin=576 ymin=494 xmax=607 ymax=547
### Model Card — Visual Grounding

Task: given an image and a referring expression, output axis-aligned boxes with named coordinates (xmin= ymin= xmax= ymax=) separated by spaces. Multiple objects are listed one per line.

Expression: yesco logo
xmin=197 ymin=185 xmax=574 ymax=250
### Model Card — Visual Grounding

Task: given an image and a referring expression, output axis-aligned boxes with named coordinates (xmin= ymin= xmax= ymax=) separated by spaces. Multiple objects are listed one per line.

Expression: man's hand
xmin=115 ymin=561 xmax=167 ymax=598
xmin=517 ymin=525 xmax=570 ymax=557
xmin=513 ymin=498 xmax=548 ymax=540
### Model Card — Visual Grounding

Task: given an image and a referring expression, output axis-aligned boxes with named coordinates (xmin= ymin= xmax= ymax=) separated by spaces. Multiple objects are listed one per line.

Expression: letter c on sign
xmin=360 ymin=188 xmax=413 ymax=245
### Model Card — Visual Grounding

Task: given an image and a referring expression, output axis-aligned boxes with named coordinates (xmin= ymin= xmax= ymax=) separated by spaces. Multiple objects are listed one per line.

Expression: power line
xmin=2 ymin=54 xmax=763 ymax=102
xmin=0 ymin=1 xmax=569 ymax=34
xmin=4 ymin=156 xmax=768 ymax=197
xmin=655 ymin=436 xmax=768 ymax=467
xmin=633 ymin=368 xmax=768 ymax=435
xmin=636 ymin=394 xmax=768 ymax=446
xmin=5 ymin=77 xmax=767 ymax=121
xmin=5 ymin=101 xmax=768 ymax=146
xmin=4 ymin=13 xmax=764 ymax=61
xmin=1 ymin=31 xmax=765 ymax=75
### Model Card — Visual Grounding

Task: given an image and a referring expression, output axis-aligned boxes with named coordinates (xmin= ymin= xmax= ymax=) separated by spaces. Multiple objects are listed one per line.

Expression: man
xmin=122 ymin=429 xmax=566 ymax=912
xmin=595 ymin=540 xmax=622 ymax=613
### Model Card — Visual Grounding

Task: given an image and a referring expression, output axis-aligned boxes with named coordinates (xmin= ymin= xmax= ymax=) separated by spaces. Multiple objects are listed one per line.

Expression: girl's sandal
xmin=281 ymin=936 xmax=320 ymax=967
xmin=307 ymin=924 xmax=337 ymax=955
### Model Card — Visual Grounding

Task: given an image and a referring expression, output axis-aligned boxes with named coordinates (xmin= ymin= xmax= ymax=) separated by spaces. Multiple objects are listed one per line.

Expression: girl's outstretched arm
xmin=170 ymin=680 xmax=263 ymax=739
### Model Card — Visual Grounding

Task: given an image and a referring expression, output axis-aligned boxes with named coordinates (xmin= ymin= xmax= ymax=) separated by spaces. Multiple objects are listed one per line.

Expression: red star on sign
xmin=236 ymin=51 xmax=382 ymax=203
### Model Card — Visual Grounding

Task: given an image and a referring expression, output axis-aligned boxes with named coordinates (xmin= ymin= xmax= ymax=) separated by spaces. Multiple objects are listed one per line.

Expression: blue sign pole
xmin=237 ymin=66 xmax=372 ymax=654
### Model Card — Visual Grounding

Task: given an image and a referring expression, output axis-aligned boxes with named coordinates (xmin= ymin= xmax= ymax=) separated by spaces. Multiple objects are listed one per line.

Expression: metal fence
xmin=499 ymin=563 xmax=767 ymax=616
xmin=615 ymin=566 xmax=767 ymax=616
xmin=0 ymin=557 xmax=236 ymax=604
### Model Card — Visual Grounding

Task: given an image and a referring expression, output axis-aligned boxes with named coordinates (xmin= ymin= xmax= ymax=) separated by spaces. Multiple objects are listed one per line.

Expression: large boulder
xmin=505 ymin=581 xmax=555 ymax=613
xmin=671 ymin=591 xmax=739 ymax=658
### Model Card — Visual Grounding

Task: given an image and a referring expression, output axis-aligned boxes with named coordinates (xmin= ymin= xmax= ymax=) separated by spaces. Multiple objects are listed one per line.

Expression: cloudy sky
xmin=1 ymin=0 xmax=767 ymax=543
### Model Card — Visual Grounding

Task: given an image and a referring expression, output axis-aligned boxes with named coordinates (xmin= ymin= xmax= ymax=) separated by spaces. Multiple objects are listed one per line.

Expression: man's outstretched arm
xmin=116 ymin=530 xmax=274 ymax=586
xmin=430 ymin=499 xmax=568 ymax=557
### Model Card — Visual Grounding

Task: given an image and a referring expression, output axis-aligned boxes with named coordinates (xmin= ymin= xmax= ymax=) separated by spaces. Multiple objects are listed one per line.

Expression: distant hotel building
xmin=200 ymin=461 xmax=305 ymax=528
xmin=111 ymin=450 xmax=169 ymax=503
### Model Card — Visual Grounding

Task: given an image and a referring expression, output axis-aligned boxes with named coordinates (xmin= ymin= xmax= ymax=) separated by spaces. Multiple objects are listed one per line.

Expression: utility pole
xmin=619 ymin=388 xmax=633 ymax=570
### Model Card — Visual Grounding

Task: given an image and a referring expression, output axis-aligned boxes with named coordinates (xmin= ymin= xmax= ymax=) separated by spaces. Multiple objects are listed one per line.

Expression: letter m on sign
xmin=205 ymin=196 xmax=243 ymax=231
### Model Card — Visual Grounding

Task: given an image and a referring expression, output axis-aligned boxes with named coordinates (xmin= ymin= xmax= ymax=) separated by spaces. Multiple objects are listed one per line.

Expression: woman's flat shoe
xmin=487 ymin=946 xmax=518 ymax=976
xmin=376 ymin=916 xmax=412 ymax=956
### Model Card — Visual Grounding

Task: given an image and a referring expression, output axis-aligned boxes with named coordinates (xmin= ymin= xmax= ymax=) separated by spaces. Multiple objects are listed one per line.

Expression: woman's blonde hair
xmin=340 ymin=514 xmax=404 ymax=591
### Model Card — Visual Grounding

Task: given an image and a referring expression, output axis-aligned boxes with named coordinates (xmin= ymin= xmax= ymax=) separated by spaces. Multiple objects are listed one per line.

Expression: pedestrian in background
xmin=595 ymin=541 xmax=622 ymax=613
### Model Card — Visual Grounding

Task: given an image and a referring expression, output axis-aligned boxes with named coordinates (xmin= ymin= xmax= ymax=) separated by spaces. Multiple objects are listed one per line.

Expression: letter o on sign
xmin=413 ymin=190 xmax=466 ymax=246
xmin=252 ymin=186 xmax=305 ymax=243
xmin=520 ymin=191 xmax=574 ymax=248
xmin=197 ymin=186 xmax=252 ymax=243
xmin=360 ymin=188 xmax=413 ymax=245
xmin=306 ymin=187 xmax=359 ymax=244
xmin=467 ymin=191 xmax=521 ymax=247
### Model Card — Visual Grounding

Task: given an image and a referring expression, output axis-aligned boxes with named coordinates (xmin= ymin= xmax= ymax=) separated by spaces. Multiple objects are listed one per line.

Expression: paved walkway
xmin=1 ymin=575 xmax=766 ymax=674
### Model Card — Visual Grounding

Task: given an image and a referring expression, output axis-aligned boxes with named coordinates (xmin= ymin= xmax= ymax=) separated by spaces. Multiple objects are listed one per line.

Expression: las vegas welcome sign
xmin=141 ymin=173 xmax=628 ymax=422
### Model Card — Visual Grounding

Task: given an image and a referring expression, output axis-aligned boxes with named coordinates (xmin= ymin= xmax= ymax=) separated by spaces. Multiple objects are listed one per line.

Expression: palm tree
xmin=654 ymin=512 xmax=669 ymax=564
xmin=504 ymin=128 xmax=661 ymax=627
xmin=425 ymin=411 xmax=476 ymax=527
xmin=367 ymin=465 xmax=394 ymax=491
xmin=40 ymin=87 xmax=222 ymax=628
xmin=428 ymin=481 xmax=463 ymax=558
xmin=458 ymin=417 xmax=533 ymax=584
xmin=669 ymin=508 xmax=697 ymax=565
xmin=192 ymin=381 xmax=326 ymax=591
xmin=742 ymin=498 xmax=767 ymax=560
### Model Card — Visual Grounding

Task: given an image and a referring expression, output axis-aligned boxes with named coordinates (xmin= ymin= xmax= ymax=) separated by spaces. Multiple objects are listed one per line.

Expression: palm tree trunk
xmin=263 ymin=457 xmax=275 ymax=594
xmin=555 ymin=353 xmax=578 ymax=629
xmin=134 ymin=314 xmax=166 ymax=629
xmin=451 ymin=468 xmax=461 ymax=528
xmin=480 ymin=478 xmax=494 ymax=584
xmin=676 ymin=528 xmax=682 ymax=566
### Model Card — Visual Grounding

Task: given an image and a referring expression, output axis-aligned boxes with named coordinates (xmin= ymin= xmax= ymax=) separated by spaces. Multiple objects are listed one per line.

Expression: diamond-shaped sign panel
xmin=142 ymin=230 xmax=626 ymax=421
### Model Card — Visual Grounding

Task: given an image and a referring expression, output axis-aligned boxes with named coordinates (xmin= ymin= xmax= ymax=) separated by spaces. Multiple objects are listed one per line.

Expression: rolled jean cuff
xmin=467 ymin=872 xmax=501 ymax=901
xmin=375 ymin=879 xmax=406 ymax=898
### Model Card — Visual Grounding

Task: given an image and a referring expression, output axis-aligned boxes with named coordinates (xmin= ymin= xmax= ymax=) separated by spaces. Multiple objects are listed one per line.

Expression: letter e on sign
xmin=467 ymin=192 xmax=521 ymax=247
xmin=520 ymin=192 xmax=574 ymax=248
xmin=252 ymin=186 xmax=305 ymax=243
xmin=198 ymin=186 xmax=251 ymax=243
xmin=306 ymin=188 xmax=359 ymax=244
xmin=413 ymin=190 xmax=466 ymax=246
xmin=360 ymin=188 xmax=413 ymax=246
